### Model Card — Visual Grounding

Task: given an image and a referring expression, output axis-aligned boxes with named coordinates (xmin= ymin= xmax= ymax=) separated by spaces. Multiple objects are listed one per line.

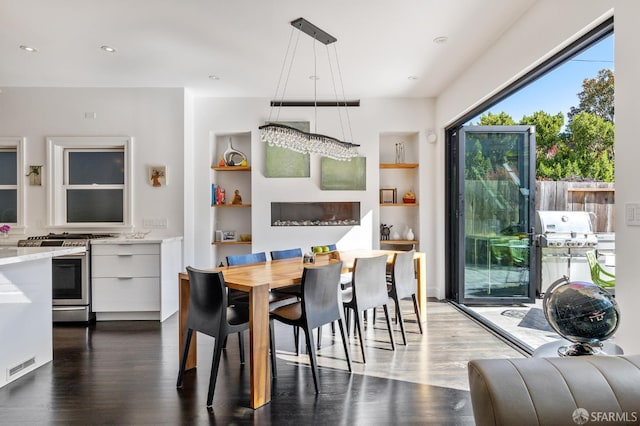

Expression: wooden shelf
xmin=380 ymin=203 xmax=418 ymax=207
xmin=380 ymin=163 xmax=418 ymax=169
xmin=212 ymin=241 xmax=252 ymax=246
xmin=211 ymin=203 xmax=251 ymax=208
xmin=380 ymin=240 xmax=418 ymax=245
xmin=211 ymin=166 xmax=251 ymax=171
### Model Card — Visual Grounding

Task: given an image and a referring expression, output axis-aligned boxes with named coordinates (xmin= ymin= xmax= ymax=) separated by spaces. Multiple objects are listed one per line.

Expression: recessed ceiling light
xmin=100 ymin=45 xmax=117 ymax=53
xmin=208 ymin=75 xmax=220 ymax=80
xmin=433 ymin=36 xmax=448 ymax=45
xmin=19 ymin=45 xmax=38 ymax=53
xmin=408 ymin=75 xmax=419 ymax=81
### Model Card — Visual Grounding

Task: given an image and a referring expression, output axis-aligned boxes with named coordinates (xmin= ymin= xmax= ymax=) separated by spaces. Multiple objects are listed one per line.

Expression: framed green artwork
xmin=321 ymin=157 xmax=366 ymax=190
xmin=264 ymin=121 xmax=310 ymax=178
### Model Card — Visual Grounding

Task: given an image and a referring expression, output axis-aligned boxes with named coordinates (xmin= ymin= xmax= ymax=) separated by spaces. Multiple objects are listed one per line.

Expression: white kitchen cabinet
xmin=91 ymin=237 xmax=182 ymax=321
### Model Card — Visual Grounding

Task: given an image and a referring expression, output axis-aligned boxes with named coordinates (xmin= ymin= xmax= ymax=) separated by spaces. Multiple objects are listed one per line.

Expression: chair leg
xmin=330 ymin=321 xmax=335 ymax=335
xmin=317 ymin=325 xmax=322 ymax=350
xmin=269 ymin=319 xmax=277 ymax=378
xmin=411 ymin=294 xmax=424 ymax=334
xmin=304 ymin=327 xmax=320 ymax=394
xmin=354 ymin=309 xmax=366 ymax=364
xmin=207 ymin=336 xmax=225 ymax=407
xmin=382 ymin=304 xmax=396 ymax=351
xmin=238 ymin=331 xmax=245 ymax=365
xmin=395 ymin=297 xmax=407 ymax=345
xmin=294 ymin=326 xmax=300 ymax=356
xmin=176 ymin=328 xmax=193 ymax=387
xmin=337 ymin=318 xmax=352 ymax=372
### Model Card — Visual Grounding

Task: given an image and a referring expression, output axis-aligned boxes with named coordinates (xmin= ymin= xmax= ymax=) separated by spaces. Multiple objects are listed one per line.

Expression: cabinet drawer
xmin=92 ymin=277 xmax=160 ymax=312
xmin=92 ymin=254 xmax=159 ymax=278
xmin=92 ymin=243 xmax=160 ymax=256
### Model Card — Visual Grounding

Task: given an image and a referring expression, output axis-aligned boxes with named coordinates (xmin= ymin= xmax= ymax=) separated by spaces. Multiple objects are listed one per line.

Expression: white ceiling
xmin=0 ymin=0 xmax=537 ymax=99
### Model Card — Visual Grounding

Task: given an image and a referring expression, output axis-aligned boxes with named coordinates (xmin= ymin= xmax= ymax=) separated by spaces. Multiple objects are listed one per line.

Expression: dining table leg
xmin=178 ymin=273 xmax=197 ymax=371
xmin=416 ymin=252 xmax=427 ymax=320
xmin=248 ymin=283 xmax=271 ymax=409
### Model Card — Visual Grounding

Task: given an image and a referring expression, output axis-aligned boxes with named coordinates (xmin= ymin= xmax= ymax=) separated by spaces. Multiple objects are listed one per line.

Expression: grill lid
xmin=535 ymin=211 xmax=594 ymax=235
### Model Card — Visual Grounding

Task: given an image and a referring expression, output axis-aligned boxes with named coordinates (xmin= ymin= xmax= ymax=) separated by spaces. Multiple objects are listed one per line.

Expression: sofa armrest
xmin=468 ymin=355 xmax=640 ymax=426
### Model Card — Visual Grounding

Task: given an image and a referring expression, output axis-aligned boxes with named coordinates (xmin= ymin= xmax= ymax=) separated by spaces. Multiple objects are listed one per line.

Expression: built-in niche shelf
xmin=271 ymin=202 xmax=360 ymax=226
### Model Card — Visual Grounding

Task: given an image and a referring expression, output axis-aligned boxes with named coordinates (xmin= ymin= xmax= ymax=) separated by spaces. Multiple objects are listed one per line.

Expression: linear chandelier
xmin=259 ymin=18 xmax=360 ymax=161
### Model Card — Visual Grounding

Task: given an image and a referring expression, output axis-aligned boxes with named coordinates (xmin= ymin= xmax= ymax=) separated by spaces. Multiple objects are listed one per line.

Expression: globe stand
xmin=558 ymin=341 xmax=603 ymax=357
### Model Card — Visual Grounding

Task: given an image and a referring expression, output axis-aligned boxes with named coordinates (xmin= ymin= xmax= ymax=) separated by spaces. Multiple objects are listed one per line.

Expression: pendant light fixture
xmin=259 ymin=18 xmax=360 ymax=161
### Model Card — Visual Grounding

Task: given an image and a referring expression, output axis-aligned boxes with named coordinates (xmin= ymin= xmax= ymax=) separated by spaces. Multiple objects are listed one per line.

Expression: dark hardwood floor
xmin=0 ymin=300 xmax=524 ymax=425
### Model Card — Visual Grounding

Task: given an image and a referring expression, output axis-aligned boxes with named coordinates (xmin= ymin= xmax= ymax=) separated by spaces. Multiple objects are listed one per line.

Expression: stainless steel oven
xmin=18 ymin=233 xmax=115 ymax=322
xmin=51 ymin=251 xmax=92 ymax=322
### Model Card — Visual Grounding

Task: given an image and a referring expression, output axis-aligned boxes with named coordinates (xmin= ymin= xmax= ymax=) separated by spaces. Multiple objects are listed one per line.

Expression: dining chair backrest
xmin=226 ymin=252 xmax=267 ymax=266
xmin=391 ymin=250 xmax=416 ymax=299
xmin=270 ymin=248 xmax=303 ymax=260
xmin=301 ymin=262 xmax=344 ymax=330
xmin=351 ymin=255 xmax=389 ymax=311
xmin=185 ymin=266 xmax=228 ymax=337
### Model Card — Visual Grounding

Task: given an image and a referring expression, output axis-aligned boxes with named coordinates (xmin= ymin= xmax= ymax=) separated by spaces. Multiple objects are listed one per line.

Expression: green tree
xmin=568 ymin=68 xmax=614 ymax=123
xmin=477 ymin=112 xmax=516 ymax=126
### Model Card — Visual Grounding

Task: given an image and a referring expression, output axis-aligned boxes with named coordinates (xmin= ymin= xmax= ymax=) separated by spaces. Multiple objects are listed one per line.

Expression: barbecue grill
xmin=535 ymin=211 xmax=598 ymax=295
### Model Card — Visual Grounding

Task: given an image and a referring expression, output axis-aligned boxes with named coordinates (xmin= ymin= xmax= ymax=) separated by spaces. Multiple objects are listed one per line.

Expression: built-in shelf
xmin=211 ymin=203 xmax=252 ymax=208
xmin=380 ymin=240 xmax=418 ymax=245
xmin=212 ymin=241 xmax=252 ymax=246
xmin=211 ymin=166 xmax=251 ymax=171
xmin=380 ymin=203 xmax=419 ymax=207
xmin=379 ymin=163 xmax=419 ymax=169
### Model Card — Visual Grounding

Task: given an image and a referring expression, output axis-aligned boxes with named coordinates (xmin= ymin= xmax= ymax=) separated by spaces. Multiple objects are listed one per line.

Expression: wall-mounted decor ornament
xmin=223 ymin=137 xmax=247 ymax=166
xmin=149 ymin=165 xmax=167 ymax=187
xmin=26 ymin=165 xmax=43 ymax=186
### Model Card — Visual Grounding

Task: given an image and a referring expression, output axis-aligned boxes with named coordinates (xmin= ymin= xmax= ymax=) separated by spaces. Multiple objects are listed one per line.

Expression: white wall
xmin=437 ymin=0 xmax=640 ymax=353
xmin=189 ymin=97 xmax=439 ymax=294
xmin=0 ymin=87 xmax=185 ymax=239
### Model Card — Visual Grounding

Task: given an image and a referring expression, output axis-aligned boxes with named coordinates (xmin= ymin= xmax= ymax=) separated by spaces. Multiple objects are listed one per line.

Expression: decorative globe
xmin=543 ymin=279 xmax=620 ymax=354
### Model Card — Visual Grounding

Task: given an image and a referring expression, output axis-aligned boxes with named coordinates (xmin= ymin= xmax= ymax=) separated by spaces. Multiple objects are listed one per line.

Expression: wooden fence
xmin=465 ymin=181 xmax=615 ymax=234
xmin=536 ymin=181 xmax=615 ymax=232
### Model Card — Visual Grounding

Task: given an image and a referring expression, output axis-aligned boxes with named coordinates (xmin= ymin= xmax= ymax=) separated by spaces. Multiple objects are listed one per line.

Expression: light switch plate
xmin=625 ymin=203 xmax=640 ymax=226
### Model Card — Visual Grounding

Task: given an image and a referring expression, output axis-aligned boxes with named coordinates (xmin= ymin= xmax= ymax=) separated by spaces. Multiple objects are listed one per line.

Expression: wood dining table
xmin=177 ymin=249 xmax=426 ymax=409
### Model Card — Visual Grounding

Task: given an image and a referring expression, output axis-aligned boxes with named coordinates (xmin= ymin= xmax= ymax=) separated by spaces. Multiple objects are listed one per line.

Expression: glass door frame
xmin=448 ymin=125 xmax=537 ymax=305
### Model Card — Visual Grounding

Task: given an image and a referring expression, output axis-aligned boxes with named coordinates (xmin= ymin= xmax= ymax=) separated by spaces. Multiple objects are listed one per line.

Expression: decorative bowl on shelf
xmin=402 ymin=189 xmax=416 ymax=204
xmin=239 ymin=234 xmax=252 ymax=242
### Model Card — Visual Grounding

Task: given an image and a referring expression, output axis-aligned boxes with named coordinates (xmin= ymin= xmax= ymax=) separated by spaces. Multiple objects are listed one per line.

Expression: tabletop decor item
xmin=0 ymin=224 xmax=10 ymax=238
xmin=231 ymin=189 xmax=242 ymax=205
xmin=402 ymin=189 xmax=416 ymax=204
xmin=395 ymin=142 xmax=405 ymax=163
xmin=223 ymin=137 xmax=247 ymax=166
xmin=543 ymin=276 xmax=620 ymax=356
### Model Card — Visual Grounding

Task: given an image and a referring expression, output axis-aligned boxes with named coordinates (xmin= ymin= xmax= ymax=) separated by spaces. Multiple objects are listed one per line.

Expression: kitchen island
xmin=0 ymin=246 xmax=85 ymax=389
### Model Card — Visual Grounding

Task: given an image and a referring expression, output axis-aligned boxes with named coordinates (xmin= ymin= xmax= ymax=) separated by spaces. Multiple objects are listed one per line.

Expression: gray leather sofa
xmin=468 ymin=354 xmax=640 ymax=426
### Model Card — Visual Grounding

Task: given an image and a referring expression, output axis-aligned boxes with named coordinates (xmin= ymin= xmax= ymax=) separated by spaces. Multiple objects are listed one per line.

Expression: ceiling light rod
xmin=290 ymin=18 xmax=337 ymax=45
xmin=270 ymin=100 xmax=360 ymax=107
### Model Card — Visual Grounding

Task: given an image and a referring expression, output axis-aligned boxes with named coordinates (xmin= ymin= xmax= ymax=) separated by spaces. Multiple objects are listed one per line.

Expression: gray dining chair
xmin=269 ymin=261 xmax=352 ymax=393
xmin=342 ymin=255 xmax=396 ymax=363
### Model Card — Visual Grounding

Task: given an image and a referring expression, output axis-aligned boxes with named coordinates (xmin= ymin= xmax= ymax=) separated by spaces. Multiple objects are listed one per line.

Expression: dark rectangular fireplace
xmin=271 ymin=202 xmax=360 ymax=226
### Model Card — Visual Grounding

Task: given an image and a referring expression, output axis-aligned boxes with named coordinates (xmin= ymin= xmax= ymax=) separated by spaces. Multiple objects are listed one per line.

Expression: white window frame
xmin=47 ymin=136 xmax=133 ymax=229
xmin=0 ymin=137 xmax=25 ymax=232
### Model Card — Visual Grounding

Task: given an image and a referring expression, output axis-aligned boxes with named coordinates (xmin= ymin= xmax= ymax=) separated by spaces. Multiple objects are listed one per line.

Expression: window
xmin=0 ymin=137 xmax=25 ymax=227
xmin=47 ymin=136 xmax=132 ymax=227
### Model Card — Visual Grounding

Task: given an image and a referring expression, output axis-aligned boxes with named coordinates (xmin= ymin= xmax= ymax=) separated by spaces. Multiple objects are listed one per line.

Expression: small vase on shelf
xmin=405 ymin=228 xmax=414 ymax=241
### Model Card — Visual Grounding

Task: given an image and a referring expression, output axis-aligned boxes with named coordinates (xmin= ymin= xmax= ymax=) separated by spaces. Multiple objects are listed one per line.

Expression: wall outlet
xmin=143 ymin=217 xmax=168 ymax=229
xmin=625 ymin=203 xmax=640 ymax=226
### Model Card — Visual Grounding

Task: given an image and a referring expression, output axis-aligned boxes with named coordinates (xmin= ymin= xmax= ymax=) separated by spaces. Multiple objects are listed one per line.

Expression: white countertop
xmin=0 ymin=246 xmax=86 ymax=266
xmin=90 ymin=235 xmax=183 ymax=244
